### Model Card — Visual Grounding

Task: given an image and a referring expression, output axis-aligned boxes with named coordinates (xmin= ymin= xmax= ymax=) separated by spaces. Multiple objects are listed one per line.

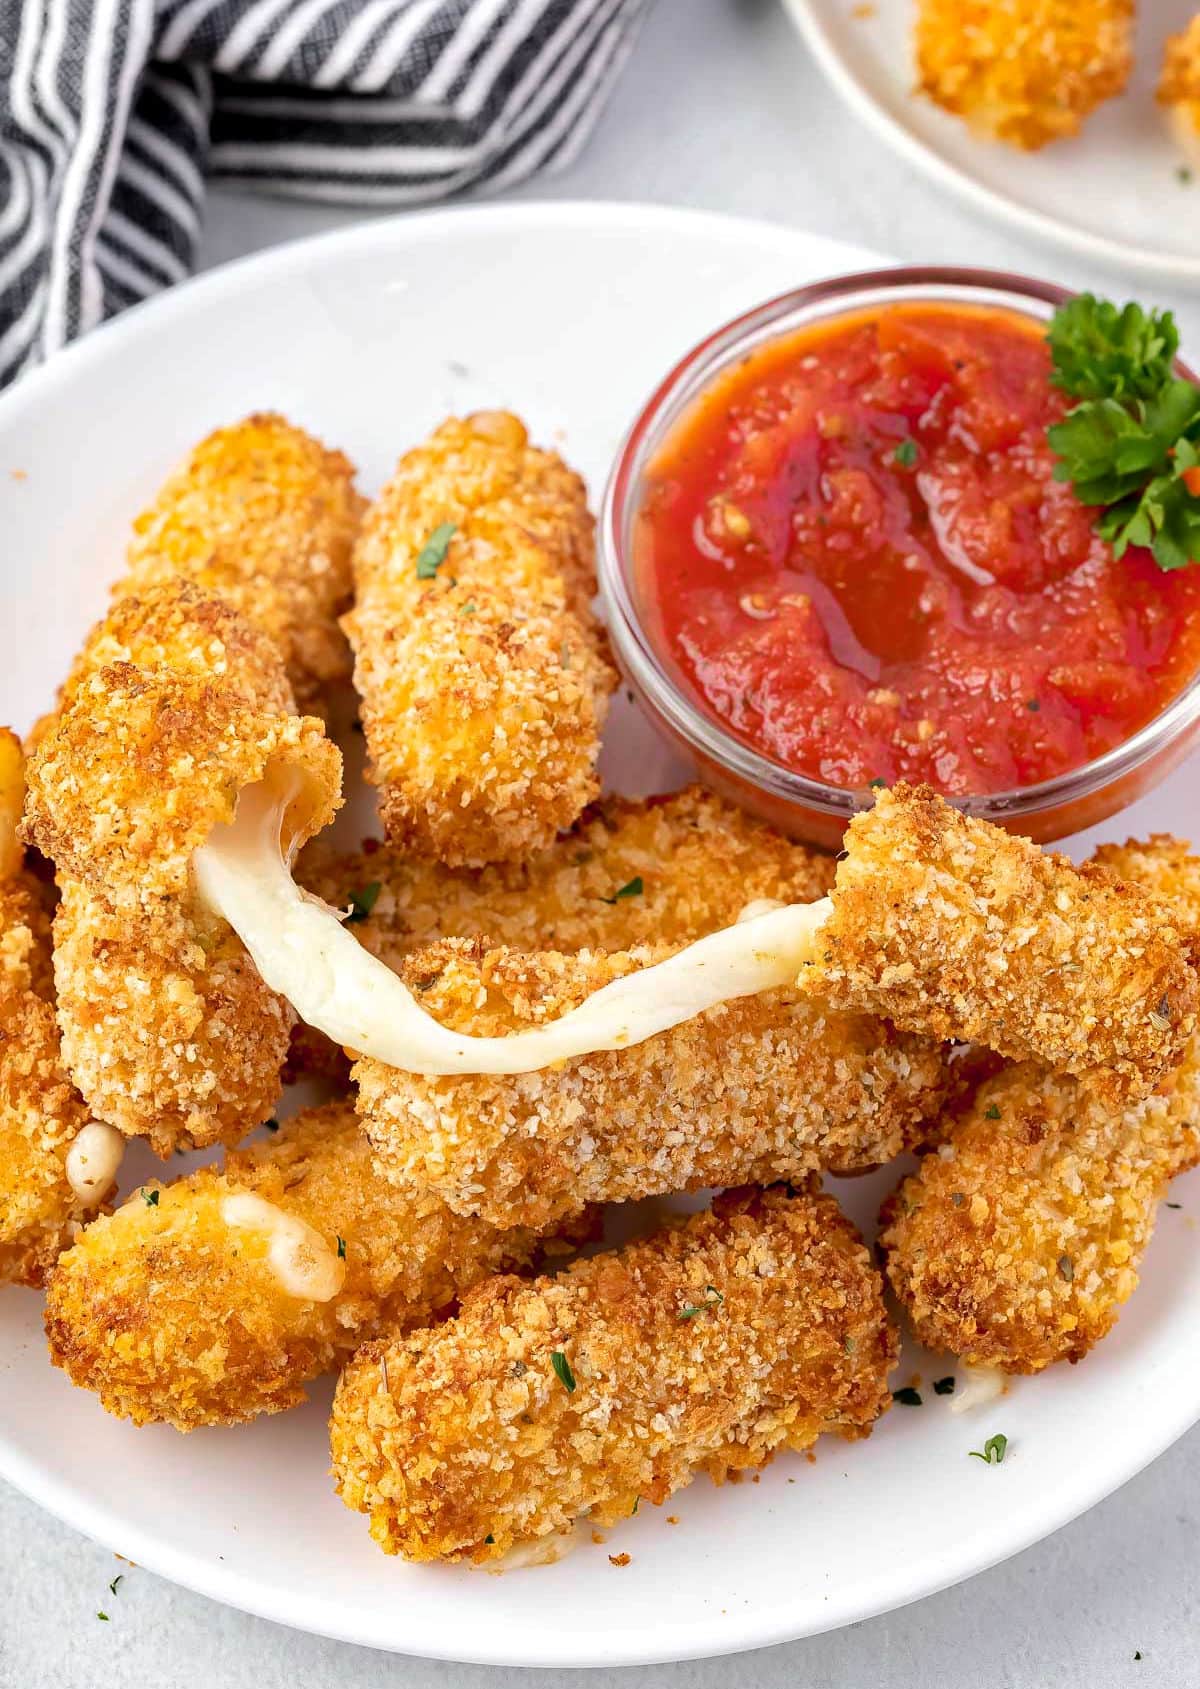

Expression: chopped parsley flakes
xmin=893 ymin=438 xmax=918 ymax=468
xmin=969 ymin=1432 xmax=1008 ymax=1465
xmin=345 ymin=882 xmax=382 ymax=925
xmin=415 ymin=522 xmax=457 ymax=579
xmin=984 ymin=1104 xmax=1001 ymax=1120
xmin=551 ymin=1350 xmax=576 ymax=1393
xmin=142 ymin=1189 xmax=159 ymax=1207
xmin=892 ymin=1386 xmax=922 ymax=1407
xmin=336 ymin=1235 xmax=346 ymax=1259
xmin=933 ymin=1376 xmax=955 ymax=1396
xmin=602 ymin=876 xmax=643 ymax=904
xmin=678 ymin=1285 xmax=724 ymax=1320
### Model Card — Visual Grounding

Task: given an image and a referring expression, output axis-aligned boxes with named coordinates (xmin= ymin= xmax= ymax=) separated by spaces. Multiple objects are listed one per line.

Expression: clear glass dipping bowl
xmin=598 ymin=266 xmax=1200 ymax=849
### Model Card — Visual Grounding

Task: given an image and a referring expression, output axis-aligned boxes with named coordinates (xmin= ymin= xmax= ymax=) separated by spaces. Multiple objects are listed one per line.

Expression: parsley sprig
xmin=1047 ymin=294 xmax=1200 ymax=573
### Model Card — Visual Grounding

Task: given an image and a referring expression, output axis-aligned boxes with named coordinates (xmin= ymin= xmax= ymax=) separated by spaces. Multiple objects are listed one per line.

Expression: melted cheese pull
xmin=65 ymin=1121 xmax=125 ymax=1206
xmin=192 ymin=775 xmax=831 ymax=1078
xmin=221 ymin=1191 xmax=346 ymax=1302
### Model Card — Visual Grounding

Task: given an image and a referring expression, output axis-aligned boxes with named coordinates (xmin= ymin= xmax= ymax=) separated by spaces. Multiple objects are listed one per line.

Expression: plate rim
xmin=782 ymin=0 xmax=1200 ymax=283
xmin=1 ymin=196 xmax=1199 ymax=1667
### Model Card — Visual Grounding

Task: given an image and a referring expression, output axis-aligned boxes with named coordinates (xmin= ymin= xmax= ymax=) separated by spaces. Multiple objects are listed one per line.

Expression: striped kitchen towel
xmin=0 ymin=0 xmax=648 ymax=387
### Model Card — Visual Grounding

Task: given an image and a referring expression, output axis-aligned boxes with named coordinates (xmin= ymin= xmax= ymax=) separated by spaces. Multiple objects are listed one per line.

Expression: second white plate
xmin=786 ymin=0 xmax=1200 ymax=280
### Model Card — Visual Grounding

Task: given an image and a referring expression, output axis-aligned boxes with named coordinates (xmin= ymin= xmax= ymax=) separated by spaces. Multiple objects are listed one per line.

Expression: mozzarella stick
xmin=354 ymin=940 xmax=950 ymax=1230
xmin=344 ymin=411 xmax=615 ymax=866
xmin=290 ymin=786 xmax=835 ymax=1079
xmin=23 ymin=582 xmax=341 ymax=1153
xmin=43 ymin=1100 xmax=588 ymax=1431
xmin=118 ymin=412 xmax=364 ymax=713
xmin=330 ymin=1184 xmax=896 ymax=1564
xmin=0 ymin=731 xmax=120 ymax=1286
xmin=800 ymin=784 xmax=1198 ymax=1100
xmin=880 ymin=836 xmax=1200 ymax=1374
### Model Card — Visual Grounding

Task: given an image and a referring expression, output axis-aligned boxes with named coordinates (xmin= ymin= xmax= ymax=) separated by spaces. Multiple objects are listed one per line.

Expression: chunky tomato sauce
xmin=635 ymin=303 xmax=1200 ymax=795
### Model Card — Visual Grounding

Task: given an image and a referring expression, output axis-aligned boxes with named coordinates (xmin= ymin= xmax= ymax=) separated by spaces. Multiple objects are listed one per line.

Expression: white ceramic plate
xmin=785 ymin=0 xmax=1200 ymax=280
xmin=1 ymin=202 xmax=1198 ymax=1669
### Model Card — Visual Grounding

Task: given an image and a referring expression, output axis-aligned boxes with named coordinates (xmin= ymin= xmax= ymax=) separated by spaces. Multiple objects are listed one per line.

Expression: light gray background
xmin=3 ymin=0 xmax=1199 ymax=1683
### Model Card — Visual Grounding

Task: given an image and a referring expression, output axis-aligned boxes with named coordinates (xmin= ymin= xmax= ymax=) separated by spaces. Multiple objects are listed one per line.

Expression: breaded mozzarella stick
xmin=344 ymin=411 xmax=615 ymax=866
xmin=799 ymin=784 xmax=1198 ymax=1100
xmin=354 ymin=939 xmax=950 ymax=1230
xmin=23 ymin=582 xmax=341 ymax=1152
xmin=0 ymin=731 xmax=120 ymax=1285
xmin=43 ymin=1100 xmax=588 ymax=1431
xmin=880 ymin=837 xmax=1200 ymax=1373
xmin=330 ymin=1184 xmax=896 ymax=1564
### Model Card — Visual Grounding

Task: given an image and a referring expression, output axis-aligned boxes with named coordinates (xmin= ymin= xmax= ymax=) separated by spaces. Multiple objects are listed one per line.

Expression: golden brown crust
xmin=915 ymin=0 xmax=1134 ymax=150
xmin=803 ymin=785 xmax=1198 ymax=1102
xmin=22 ymin=582 xmax=341 ymax=1151
xmin=1159 ymin=16 xmax=1200 ymax=138
xmin=121 ymin=412 xmax=365 ymax=711
xmin=52 ymin=880 xmax=293 ymax=1154
xmin=43 ymin=1100 xmax=582 ymax=1430
xmin=354 ymin=937 xmax=950 ymax=1230
xmin=880 ymin=836 xmax=1200 ymax=1373
xmin=0 ymin=737 xmax=97 ymax=1285
xmin=330 ymin=1184 xmax=897 ymax=1563
xmin=344 ymin=412 xmax=615 ymax=866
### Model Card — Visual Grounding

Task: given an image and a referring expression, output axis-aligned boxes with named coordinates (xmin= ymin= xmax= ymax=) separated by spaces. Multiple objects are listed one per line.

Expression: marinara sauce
xmin=634 ymin=303 xmax=1200 ymax=795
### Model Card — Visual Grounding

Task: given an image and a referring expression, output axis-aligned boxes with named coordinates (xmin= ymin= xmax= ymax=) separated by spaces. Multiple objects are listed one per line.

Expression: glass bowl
xmin=598 ymin=266 xmax=1200 ymax=849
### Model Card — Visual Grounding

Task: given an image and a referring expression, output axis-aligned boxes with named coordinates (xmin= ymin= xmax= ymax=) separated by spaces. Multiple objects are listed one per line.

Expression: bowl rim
xmin=598 ymin=264 xmax=1200 ymax=825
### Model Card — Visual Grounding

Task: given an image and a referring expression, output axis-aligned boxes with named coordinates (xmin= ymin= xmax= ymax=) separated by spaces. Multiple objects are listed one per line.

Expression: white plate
xmin=785 ymin=0 xmax=1200 ymax=280
xmin=1 ymin=201 xmax=1199 ymax=1669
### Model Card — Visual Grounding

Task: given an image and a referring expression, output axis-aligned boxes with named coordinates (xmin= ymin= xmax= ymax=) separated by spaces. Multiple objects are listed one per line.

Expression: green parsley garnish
xmin=345 ymin=882 xmax=382 ymax=925
xmin=602 ymin=876 xmax=643 ymax=904
xmin=97 ymin=1611 xmax=110 ymax=1621
xmin=869 ymin=777 xmax=887 ymax=789
xmin=984 ymin=1103 xmax=1001 ymax=1120
xmin=892 ymin=1386 xmax=922 ymax=1406
xmin=893 ymin=438 xmax=918 ymax=468
xmin=415 ymin=522 xmax=457 ymax=579
xmin=264 ymin=1117 xmax=280 ymax=1133
xmin=1167 ymin=1201 xmax=1183 ymax=1210
xmin=969 ymin=1432 xmax=1008 ymax=1465
xmin=933 ymin=1376 xmax=955 ymax=1396
xmin=142 ymin=1189 xmax=159 ymax=1207
xmin=1177 ymin=167 xmax=1194 ymax=185
xmin=336 ymin=1235 xmax=346 ymax=1259
xmin=460 ymin=599 xmax=477 ymax=615
xmin=1047 ymin=294 xmax=1200 ymax=572
xmin=109 ymin=1574 xmax=123 ymax=1595
xmin=485 ymin=1533 xmax=495 ymax=1544
xmin=551 ymin=1350 xmax=576 ymax=1393
xmin=678 ymin=1285 xmax=724 ymax=1320
xmin=631 ymin=1496 xmax=640 ymax=1514
xmin=1025 ymin=698 xmax=1041 ymax=712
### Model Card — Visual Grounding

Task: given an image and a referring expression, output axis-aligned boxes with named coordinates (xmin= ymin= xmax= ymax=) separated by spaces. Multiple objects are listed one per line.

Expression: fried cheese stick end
xmin=914 ymin=0 xmax=1134 ymax=151
xmin=43 ymin=1100 xmax=587 ymax=1431
xmin=121 ymin=412 xmax=365 ymax=712
xmin=880 ymin=837 xmax=1200 ymax=1374
xmin=1159 ymin=16 xmax=1200 ymax=166
xmin=0 ymin=731 xmax=112 ymax=1287
xmin=801 ymin=785 xmax=1198 ymax=1102
xmin=331 ymin=1184 xmax=896 ymax=1564
xmin=355 ymin=939 xmax=950 ymax=1230
xmin=292 ymin=785 xmax=836 ymax=1080
xmin=23 ymin=583 xmax=342 ymax=1151
xmin=344 ymin=412 xmax=616 ymax=867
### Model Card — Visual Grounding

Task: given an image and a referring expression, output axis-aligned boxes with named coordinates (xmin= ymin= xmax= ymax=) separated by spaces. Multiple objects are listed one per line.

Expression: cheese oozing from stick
xmin=192 ymin=774 xmax=830 ymax=1077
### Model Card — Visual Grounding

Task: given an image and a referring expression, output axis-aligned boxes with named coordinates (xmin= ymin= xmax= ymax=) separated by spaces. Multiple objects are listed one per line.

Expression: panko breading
xmin=880 ymin=837 xmax=1200 ymax=1373
xmin=43 ymin=1100 xmax=587 ymax=1431
xmin=0 ymin=732 xmax=105 ymax=1286
xmin=1159 ymin=17 xmax=1200 ymax=161
xmin=291 ymin=786 xmax=836 ymax=1078
xmin=120 ymin=412 xmax=364 ymax=712
xmin=914 ymin=0 xmax=1134 ymax=151
xmin=22 ymin=583 xmax=342 ymax=1152
xmin=800 ymin=785 xmax=1198 ymax=1102
xmin=344 ymin=411 xmax=616 ymax=866
xmin=354 ymin=939 xmax=950 ymax=1230
xmin=330 ymin=1184 xmax=896 ymax=1564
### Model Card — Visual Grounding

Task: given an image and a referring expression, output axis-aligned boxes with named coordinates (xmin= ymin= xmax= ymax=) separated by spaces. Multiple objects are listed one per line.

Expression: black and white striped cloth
xmin=0 ymin=0 xmax=648 ymax=387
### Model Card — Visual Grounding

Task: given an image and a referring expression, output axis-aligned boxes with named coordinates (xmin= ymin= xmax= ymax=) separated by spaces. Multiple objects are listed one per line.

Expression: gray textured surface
xmin=5 ymin=0 xmax=1200 ymax=1682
